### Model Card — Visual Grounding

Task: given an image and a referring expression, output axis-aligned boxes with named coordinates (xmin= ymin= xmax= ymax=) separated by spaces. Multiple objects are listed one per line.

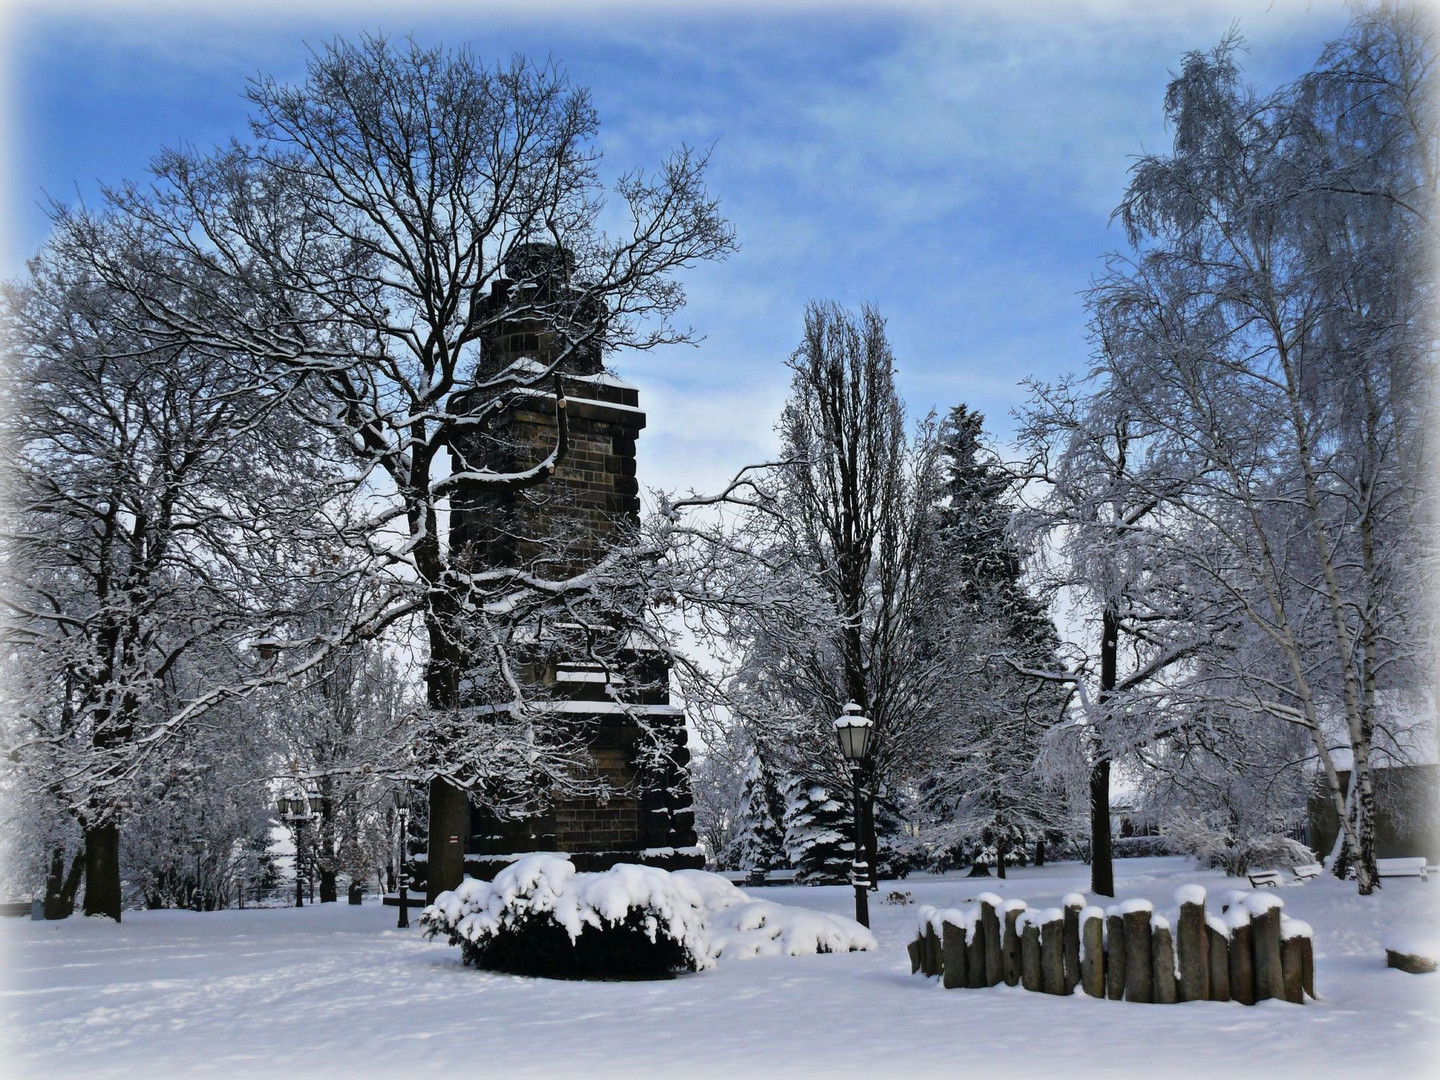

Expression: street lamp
xmin=394 ymin=785 xmax=412 ymax=929
xmin=834 ymin=701 xmax=874 ymax=928
xmin=276 ymin=789 xmax=312 ymax=908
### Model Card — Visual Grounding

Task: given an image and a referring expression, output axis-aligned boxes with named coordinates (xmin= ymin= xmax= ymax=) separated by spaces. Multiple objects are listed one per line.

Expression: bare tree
xmin=664 ymin=301 xmax=949 ymax=884
xmin=1086 ymin=9 xmax=1433 ymax=893
xmin=1 ymin=237 xmax=336 ymax=919
xmin=1012 ymin=372 xmax=1214 ymax=896
xmin=33 ymin=35 xmax=734 ymax=899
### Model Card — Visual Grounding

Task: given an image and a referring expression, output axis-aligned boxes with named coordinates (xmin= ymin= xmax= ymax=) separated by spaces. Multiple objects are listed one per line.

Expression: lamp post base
xmin=852 ymin=867 xmax=870 ymax=928
xmin=850 ymin=766 xmax=870 ymax=928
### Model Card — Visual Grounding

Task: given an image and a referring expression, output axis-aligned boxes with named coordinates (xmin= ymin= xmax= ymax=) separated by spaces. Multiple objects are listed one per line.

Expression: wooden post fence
xmin=911 ymin=885 xmax=1314 ymax=1007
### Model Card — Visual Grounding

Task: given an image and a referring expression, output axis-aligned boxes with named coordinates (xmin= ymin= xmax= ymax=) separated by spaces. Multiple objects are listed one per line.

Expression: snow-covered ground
xmin=2 ymin=856 xmax=1436 ymax=1080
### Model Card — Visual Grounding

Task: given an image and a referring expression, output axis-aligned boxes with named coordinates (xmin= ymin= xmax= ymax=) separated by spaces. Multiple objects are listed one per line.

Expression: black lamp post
xmin=394 ymin=785 xmax=412 ymax=929
xmin=276 ymin=791 xmax=312 ymax=908
xmin=833 ymin=701 xmax=874 ymax=928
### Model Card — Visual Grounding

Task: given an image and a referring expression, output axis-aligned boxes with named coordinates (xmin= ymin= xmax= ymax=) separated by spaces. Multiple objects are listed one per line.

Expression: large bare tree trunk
xmin=318 ymin=790 xmax=338 ymax=904
xmin=427 ymin=780 xmax=470 ymax=902
xmin=424 ymin=589 xmax=470 ymax=901
xmin=83 ymin=823 xmax=122 ymax=921
xmin=1090 ymin=604 xmax=1119 ymax=897
xmin=1089 ymin=760 xmax=1114 ymax=897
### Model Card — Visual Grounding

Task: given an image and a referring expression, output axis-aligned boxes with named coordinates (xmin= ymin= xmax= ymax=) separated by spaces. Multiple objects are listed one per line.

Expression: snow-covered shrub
xmin=1112 ymin=835 xmax=1176 ymax=858
xmin=422 ymin=856 xmax=709 ymax=979
xmin=1165 ymin=814 xmax=1314 ymax=878
xmin=421 ymin=855 xmax=875 ymax=979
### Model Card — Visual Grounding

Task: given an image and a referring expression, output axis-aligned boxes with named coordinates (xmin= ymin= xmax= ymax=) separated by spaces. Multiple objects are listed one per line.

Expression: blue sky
xmin=4 ymin=0 xmax=1351 ymax=497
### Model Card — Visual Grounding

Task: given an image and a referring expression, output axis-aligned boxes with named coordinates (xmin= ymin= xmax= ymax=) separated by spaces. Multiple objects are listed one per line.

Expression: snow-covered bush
xmin=422 ymin=855 xmax=709 ymax=979
xmin=1165 ymin=814 xmax=1313 ymax=878
xmin=421 ymin=855 xmax=875 ymax=979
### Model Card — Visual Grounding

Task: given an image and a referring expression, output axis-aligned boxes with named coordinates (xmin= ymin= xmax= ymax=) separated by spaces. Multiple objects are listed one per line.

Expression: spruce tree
xmin=781 ymin=773 xmax=854 ymax=884
xmin=728 ymin=754 xmax=786 ymax=873
xmin=925 ymin=405 xmax=1069 ymax=868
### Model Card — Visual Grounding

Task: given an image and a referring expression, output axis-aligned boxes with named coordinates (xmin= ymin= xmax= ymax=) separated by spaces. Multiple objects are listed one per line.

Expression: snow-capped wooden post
xmin=1062 ymin=893 xmax=1084 ymax=993
xmin=941 ymin=918 xmax=968 ymax=990
xmin=1300 ymin=935 xmax=1315 ymax=999
xmin=1122 ymin=901 xmax=1153 ymax=1003
xmin=1175 ymin=886 xmax=1208 ymax=1002
xmin=1040 ymin=908 xmax=1066 ymax=994
xmin=1250 ymin=894 xmax=1284 ymax=1002
xmin=1151 ymin=916 xmax=1177 ymax=1004
xmin=1002 ymin=901 xmax=1026 ymax=986
xmin=966 ymin=906 xmax=988 ymax=988
xmin=980 ymin=894 xmax=1003 ymax=986
xmin=1020 ymin=915 xmax=1043 ymax=992
xmin=1227 ymin=907 xmax=1257 ymax=1006
xmin=907 ymin=937 xmax=921 ymax=974
xmin=924 ymin=922 xmax=942 ymax=978
xmin=1080 ymin=906 xmax=1106 ymax=998
xmin=1206 ymin=917 xmax=1231 ymax=1002
xmin=1105 ymin=908 xmax=1127 ymax=1000
xmin=1279 ymin=917 xmax=1309 ymax=1003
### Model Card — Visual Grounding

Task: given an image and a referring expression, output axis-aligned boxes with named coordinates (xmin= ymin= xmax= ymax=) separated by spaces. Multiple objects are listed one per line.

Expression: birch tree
xmin=1090 ymin=7 xmax=1433 ymax=893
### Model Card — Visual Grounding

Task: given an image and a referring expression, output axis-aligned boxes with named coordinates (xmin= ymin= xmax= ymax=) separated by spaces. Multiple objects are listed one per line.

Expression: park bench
xmin=728 ymin=867 xmax=801 ymax=887
xmin=1376 ymin=856 xmax=1428 ymax=881
xmin=1247 ymin=870 xmax=1285 ymax=888
xmin=1292 ymin=863 xmax=1323 ymax=882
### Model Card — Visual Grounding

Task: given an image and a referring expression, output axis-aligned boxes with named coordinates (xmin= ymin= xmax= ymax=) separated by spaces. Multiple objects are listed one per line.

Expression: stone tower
xmin=430 ymin=243 xmax=701 ymax=887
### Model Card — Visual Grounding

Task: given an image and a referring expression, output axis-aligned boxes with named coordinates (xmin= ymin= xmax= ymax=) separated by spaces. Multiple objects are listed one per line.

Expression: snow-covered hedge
xmin=421 ymin=855 xmax=875 ymax=980
xmin=1111 ymin=835 xmax=1176 ymax=859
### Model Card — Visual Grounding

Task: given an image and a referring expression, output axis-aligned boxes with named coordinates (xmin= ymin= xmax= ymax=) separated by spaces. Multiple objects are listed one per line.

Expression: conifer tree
xmin=923 ymin=405 xmax=1068 ymax=871
xmin=729 ymin=754 xmax=786 ymax=873
xmin=781 ymin=773 xmax=853 ymax=884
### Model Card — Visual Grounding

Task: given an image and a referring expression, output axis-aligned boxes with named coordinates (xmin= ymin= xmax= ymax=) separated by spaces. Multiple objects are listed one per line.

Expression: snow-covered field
xmin=2 ymin=856 xmax=1436 ymax=1080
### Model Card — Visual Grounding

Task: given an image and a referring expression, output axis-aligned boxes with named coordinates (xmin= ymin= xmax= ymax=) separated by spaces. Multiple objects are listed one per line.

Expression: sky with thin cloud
xmin=4 ymin=0 xmax=1352 ymax=499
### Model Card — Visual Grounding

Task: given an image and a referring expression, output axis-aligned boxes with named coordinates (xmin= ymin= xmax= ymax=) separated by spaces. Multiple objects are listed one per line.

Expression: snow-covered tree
xmin=728 ymin=753 xmax=786 ymax=873
xmin=26 ymin=35 xmax=735 ymax=901
xmin=781 ymin=774 xmax=853 ymax=884
xmin=1 ymin=240 xmax=336 ymax=920
xmin=918 ymin=405 xmax=1068 ymax=876
xmin=675 ymin=302 xmax=947 ymax=885
xmin=1140 ymin=706 xmax=1314 ymax=879
xmin=1086 ymin=7 xmax=1433 ymax=894
xmin=1012 ymin=373 xmax=1213 ymax=896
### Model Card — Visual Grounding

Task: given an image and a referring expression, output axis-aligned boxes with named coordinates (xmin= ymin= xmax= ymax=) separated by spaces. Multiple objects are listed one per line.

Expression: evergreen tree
xmin=781 ymin=773 xmax=854 ymax=884
xmin=937 ymin=405 xmax=1061 ymax=659
xmin=728 ymin=754 xmax=786 ymax=873
xmin=921 ymin=405 xmax=1070 ymax=872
